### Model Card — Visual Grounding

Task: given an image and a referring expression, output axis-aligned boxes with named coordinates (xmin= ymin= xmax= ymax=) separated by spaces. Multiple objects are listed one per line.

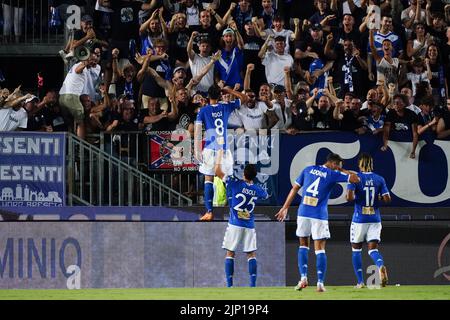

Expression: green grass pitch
xmin=0 ymin=285 xmax=448 ymax=300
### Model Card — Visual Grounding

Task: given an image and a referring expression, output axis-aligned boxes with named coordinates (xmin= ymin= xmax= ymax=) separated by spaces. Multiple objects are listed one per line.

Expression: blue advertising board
xmin=277 ymin=131 xmax=450 ymax=207
xmin=0 ymin=132 xmax=66 ymax=207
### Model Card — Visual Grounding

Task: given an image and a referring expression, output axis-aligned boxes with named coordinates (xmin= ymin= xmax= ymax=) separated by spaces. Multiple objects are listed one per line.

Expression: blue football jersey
xmin=295 ymin=165 xmax=350 ymax=221
xmin=226 ymin=176 xmax=268 ymax=229
xmin=347 ymin=172 xmax=390 ymax=223
xmin=195 ymin=100 xmax=241 ymax=151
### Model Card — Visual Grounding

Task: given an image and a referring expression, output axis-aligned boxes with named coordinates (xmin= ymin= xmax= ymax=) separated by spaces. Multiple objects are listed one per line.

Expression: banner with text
xmin=0 ymin=132 xmax=66 ymax=207
xmin=278 ymin=132 xmax=450 ymax=207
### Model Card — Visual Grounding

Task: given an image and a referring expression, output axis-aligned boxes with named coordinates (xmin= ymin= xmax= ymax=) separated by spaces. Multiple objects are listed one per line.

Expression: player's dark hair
xmin=326 ymin=153 xmax=343 ymax=165
xmin=244 ymin=164 xmax=257 ymax=182
xmin=208 ymin=85 xmax=222 ymax=100
xmin=358 ymin=153 xmax=373 ymax=173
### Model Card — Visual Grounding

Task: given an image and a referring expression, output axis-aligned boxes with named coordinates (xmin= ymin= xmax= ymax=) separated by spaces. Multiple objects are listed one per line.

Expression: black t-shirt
xmin=169 ymin=29 xmax=191 ymax=63
xmin=115 ymin=78 xmax=140 ymax=102
xmin=242 ymin=33 xmax=266 ymax=91
xmin=312 ymin=106 xmax=339 ymax=130
xmin=291 ymin=101 xmax=314 ymax=131
xmin=73 ymin=29 xmax=87 ymax=41
xmin=340 ymin=109 xmax=363 ymax=131
xmin=41 ymin=106 xmax=69 ymax=132
xmin=170 ymin=102 xmax=197 ymax=131
xmin=296 ymin=36 xmax=326 ymax=70
xmin=190 ymin=24 xmax=221 ymax=52
xmin=141 ymin=60 xmax=171 ymax=98
xmin=93 ymin=9 xmax=112 ymax=41
xmin=26 ymin=112 xmax=46 ymax=131
xmin=331 ymin=46 xmax=366 ymax=99
xmin=331 ymin=27 xmax=362 ymax=51
xmin=110 ymin=0 xmax=142 ymax=41
xmin=385 ymin=108 xmax=418 ymax=132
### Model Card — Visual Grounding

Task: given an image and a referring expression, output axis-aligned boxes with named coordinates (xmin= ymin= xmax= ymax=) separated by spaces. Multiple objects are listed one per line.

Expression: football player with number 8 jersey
xmin=194 ymin=84 xmax=248 ymax=221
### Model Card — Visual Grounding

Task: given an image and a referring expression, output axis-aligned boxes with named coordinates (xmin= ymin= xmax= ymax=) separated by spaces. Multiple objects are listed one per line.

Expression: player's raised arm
xmin=275 ymin=184 xmax=300 ymax=222
xmin=221 ymin=86 xmax=249 ymax=104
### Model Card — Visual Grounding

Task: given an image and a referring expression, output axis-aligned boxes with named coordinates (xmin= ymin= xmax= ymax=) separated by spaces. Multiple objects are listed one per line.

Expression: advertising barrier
xmin=278 ymin=132 xmax=450 ymax=207
xmin=0 ymin=222 xmax=285 ymax=289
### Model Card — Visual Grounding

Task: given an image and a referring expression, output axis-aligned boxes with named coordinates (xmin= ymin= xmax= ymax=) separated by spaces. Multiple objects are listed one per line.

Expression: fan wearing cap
xmin=59 ymin=14 xmax=96 ymax=65
xmin=258 ymin=35 xmax=294 ymax=87
xmin=254 ymin=14 xmax=300 ymax=55
xmin=268 ymin=84 xmax=293 ymax=130
xmin=187 ymin=31 xmax=215 ymax=95
xmin=215 ymin=23 xmax=245 ymax=89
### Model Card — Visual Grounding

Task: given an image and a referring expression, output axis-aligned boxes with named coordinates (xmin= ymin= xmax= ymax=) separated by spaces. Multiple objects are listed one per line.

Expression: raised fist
xmin=112 ymin=48 xmax=120 ymax=59
xmin=247 ymin=63 xmax=255 ymax=71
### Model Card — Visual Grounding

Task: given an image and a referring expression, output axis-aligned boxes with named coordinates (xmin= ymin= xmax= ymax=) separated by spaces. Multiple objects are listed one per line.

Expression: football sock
xmin=368 ymin=249 xmax=384 ymax=268
xmin=298 ymin=246 xmax=309 ymax=279
xmin=204 ymin=181 xmax=214 ymax=213
xmin=248 ymin=257 xmax=257 ymax=287
xmin=225 ymin=257 xmax=234 ymax=287
xmin=315 ymin=250 xmax=327 ymax=284
xmin=352 ymin=248 xmax=364 ymax=284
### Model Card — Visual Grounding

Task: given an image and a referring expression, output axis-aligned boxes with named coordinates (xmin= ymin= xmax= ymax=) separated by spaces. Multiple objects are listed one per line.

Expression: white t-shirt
xmin=407 ymin=103 xmax=421 ymax=115
xmin=376 ymin=57 xmax=399 ymax=86
xmin=0 ymin=107 xmax=28 ymax=131
xmin=186 ymin=6 xmax=200 ymax=27
xmin=82 ymin=64 xmax=101 ymax=102
xmin=189 ymin=53 xmax=213 ymax=93
xmin=262 ymin=51 xmax=294 ymax=86
xmin=237 ymin=101 xmax=268 ymax=130
xmin=59 ymin=62 xmax=88 ymax=96
xmin=407 ymin=71 xmax=430 ymax=96
xmin=270 ymin=98 xmax=292 ymax=129
xmin=264 ymin=28 xmax=294 ymax=54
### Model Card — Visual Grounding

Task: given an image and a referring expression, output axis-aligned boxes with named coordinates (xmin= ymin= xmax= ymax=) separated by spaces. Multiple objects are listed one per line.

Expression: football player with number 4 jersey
xmin=346 ymin=153 xmax=391 ymax=288
xmin=276 ymin=153 xmax=360 ymax=292
xmin=194 ymin=84 xmax=248 ymax=221
xmin=214 ymin=150 xmax=268 ymax=287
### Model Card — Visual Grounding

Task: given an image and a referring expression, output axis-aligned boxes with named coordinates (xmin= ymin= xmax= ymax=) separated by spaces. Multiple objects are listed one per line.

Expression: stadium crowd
xmin=1 ymin=0 xmax=450 ymax=153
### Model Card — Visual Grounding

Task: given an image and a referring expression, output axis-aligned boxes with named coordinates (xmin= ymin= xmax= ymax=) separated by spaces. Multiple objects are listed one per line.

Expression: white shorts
xmin=296 ymin=216 xmax=330 ymax=240
xmin=222 ymin=223 xmax=257 ymax=253
xmin=350 ymin=222 xmax=382 ymax=244
xmin=199 ymin=148 xmax=234 ymax=176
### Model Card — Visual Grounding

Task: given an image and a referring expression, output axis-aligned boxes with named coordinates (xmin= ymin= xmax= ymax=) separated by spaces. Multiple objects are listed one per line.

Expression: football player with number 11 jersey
xmin=346 ymin=153 xmax=391 ymax=288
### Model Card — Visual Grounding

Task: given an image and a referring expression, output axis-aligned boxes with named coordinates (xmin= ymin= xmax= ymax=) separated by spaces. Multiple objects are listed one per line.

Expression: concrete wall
xmin=0 ymin=222 xmax=285 ymax=289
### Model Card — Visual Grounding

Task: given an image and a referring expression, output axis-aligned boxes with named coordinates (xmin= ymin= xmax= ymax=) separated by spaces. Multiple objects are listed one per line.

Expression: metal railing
xmin=97 ymin=131 xmax=204 ymax=205
xmin=0 ymin=0 xmax=68 ymax=45
xmin=66 ymin=133 xmax=193 ymax=206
